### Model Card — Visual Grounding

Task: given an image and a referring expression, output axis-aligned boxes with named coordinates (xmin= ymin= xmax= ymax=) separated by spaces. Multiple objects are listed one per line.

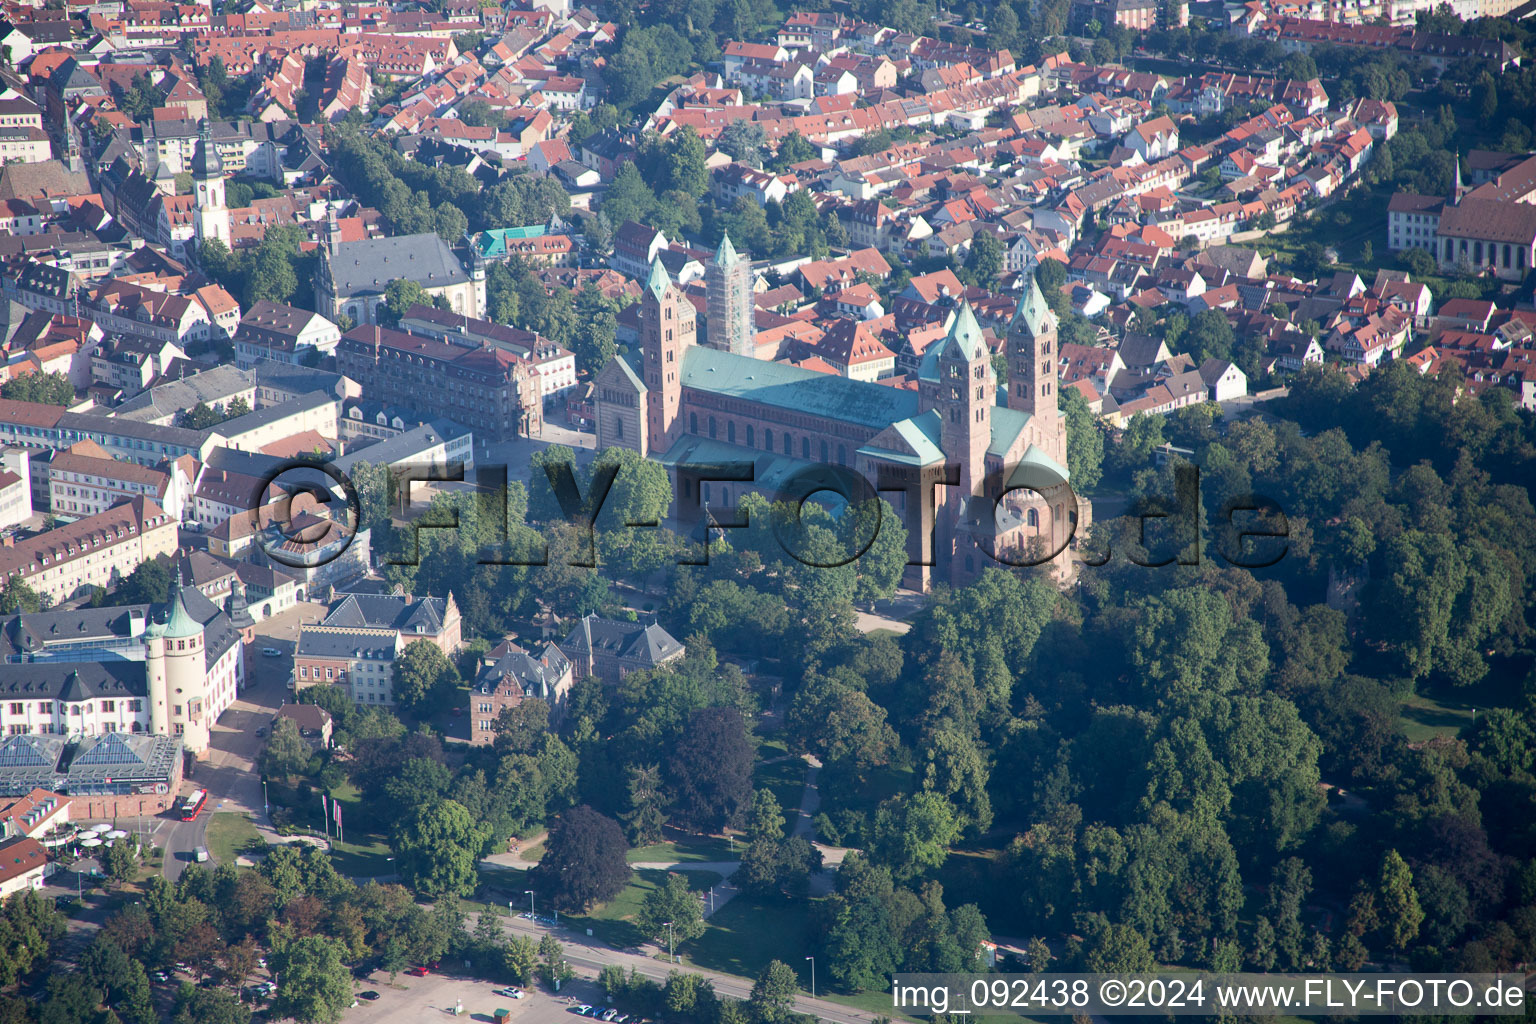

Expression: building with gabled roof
xmin=469 ymin=638 xmax=574 ymax=744
xmin=558 ymin=614 xmax=685 ymax=685
xmin=321 ymin=591 xmax=462 ymax=656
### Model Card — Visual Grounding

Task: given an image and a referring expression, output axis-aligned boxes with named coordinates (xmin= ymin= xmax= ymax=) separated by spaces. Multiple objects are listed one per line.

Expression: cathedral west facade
xmin=592 ymin=240 xmax=1088 ymax=588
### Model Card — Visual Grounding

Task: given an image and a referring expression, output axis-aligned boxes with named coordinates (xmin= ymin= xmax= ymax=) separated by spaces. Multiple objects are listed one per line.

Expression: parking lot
xmin=347 ymin=969 xmax=607 ymax=1024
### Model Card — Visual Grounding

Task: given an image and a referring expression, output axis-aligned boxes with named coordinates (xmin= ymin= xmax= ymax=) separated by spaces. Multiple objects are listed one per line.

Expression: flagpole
xmin=321 ymin=792 xmax=330 ymax=843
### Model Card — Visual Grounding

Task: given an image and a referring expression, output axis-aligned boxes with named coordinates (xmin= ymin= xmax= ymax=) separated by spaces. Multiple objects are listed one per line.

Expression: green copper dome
xmin=163 ymin=588 xmax=202 ymax=641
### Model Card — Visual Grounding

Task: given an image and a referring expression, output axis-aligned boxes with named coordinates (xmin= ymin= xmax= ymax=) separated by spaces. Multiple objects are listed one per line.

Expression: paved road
xmin=162 ymin=623 xmax=298 ymax=879
xmin=474 ymin=913 xmax=890 ymax=1024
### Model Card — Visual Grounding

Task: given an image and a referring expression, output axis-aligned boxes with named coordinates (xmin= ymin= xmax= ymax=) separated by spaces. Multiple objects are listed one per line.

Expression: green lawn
xmin=270 ymin=779 xmax=395 ymax=880
xmin=626 ymin=831 xmax=735 ymax=864
xmin=562 ymin=868 xmax=723 ymax=948
xmin=329 ymin=834 xmax=395 ymax=880
xmin=1396 ymin=672 xmax=1519 ymax=743
xmin=681 ymin=890 xmax=819 ymax=979
xmin=205 ymin=812 xmax=260 ymax=865
xmin=822 ymin=991 xmax=924 ymax=1022
xmin=753 ymin=757 xmax=805 ymax=837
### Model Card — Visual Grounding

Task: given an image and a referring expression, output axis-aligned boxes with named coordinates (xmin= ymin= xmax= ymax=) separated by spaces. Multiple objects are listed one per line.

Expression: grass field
xmin=822 ymin=992 xmax=923 ymax=1022
xmin=681 ymin=890 xmax=819 ymax=978
xmin=270 ymin=779 xmax=395 ymax=880
xmin=1396 ymin=671 xmax=1519 ymax=743
xmin=205 ymin=812 xmax=261 ymax=865
xmin=562 ymin=868 xmax=723 ymax=948
xmin=627 ymin=831 xmax=735 ymax=864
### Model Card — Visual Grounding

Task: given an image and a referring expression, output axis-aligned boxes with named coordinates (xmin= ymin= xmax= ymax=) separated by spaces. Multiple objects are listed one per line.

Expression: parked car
xmin=194 ymin=846 xmax=209 ymax=862
xmin=572 ymin=1006 xmax=592 ymax=1016
xmin=497 ymin=988 xmax=524 ymax=999
xmin=407 ymin=966 xmax=430 ymax=977
xmin=261 ymin=647 xmax=282 ymax=657
xmin=359 ymin=992 xmax=380 ymax=1001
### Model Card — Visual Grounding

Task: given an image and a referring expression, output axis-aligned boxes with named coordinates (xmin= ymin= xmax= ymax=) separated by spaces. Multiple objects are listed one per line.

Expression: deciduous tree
xmin=532 ymin=805 xmax=632 ymax=912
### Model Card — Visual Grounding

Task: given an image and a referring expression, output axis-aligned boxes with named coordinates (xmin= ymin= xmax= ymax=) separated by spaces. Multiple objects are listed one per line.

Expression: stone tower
xmin=1006 ymin=271 xmax=1066 ymax=467
xmin=705 ymin=232 xmax=753 ymax=356
xmin=144 ymin=587 xmax=212 ymax=754
xmin=920 ymin=301 xmax=993 ymax=504
xmin=191 ymin=119 xmax=229 ymax=250
xmin=640 ymin=258 xmax=695 ymax=456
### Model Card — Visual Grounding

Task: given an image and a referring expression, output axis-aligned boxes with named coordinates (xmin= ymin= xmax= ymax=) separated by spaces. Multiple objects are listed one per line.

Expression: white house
xmin=1199 ymin=358 xmax=1248 ymax=401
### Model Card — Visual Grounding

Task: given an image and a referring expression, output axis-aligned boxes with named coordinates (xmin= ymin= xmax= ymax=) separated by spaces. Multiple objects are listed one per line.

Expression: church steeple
xmin=191 ymin=119 xmax=229 ymax=250
xmin=924 ymin=301 xmax=992 ymax=503
xmin=1006 ymin=270 xmax=1064 ymax=465
xmin=705 ymin=231 xmax=753 ymax=356
xmin=640 ymin=257 xmax=694 ymax=455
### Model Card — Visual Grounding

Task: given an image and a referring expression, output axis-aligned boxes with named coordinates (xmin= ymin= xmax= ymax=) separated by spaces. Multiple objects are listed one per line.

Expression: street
xmin=160 ymin=603 xmax=315 ymax=879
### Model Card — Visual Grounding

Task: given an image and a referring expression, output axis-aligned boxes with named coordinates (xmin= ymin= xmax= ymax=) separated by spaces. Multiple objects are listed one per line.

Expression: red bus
xmin=178 ymin=789 xmax=207 ymax=821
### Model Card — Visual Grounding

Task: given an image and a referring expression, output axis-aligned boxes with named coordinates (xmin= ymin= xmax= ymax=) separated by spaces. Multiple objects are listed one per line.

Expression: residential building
xmin=0 ymin=498 xmax=178 ymax=606
xmin=294 ymin=628 xmax=402 ymax=704
xmin=468 ymin=638 xmax=574 ymax=744
xmin=233 ymin=302 xmax=342 ymax=369
xmin=0 ymin=836 xmax=46 ymax=898
xmin=558 ymin=613 xmax=685 ymax=685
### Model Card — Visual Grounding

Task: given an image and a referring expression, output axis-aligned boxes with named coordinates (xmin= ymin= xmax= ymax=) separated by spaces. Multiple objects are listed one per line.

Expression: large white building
xmin=0 ymin=585 xmax=247 ymax=754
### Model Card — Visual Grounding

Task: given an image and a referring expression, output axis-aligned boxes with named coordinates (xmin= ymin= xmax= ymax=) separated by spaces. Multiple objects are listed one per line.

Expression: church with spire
xmin=591 ymin=256 xmax=1087 ymax=587
xmin=190 ymin=119 xmax=230 ymax=251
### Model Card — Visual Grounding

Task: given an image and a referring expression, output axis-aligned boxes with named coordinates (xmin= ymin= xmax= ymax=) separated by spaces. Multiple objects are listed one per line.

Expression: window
xmin=690 ymin=412 xmax=698 ymax=433
xmin=7 ymin=703 xmax=20 ymax=716
xmin=727 ymin=421 xmax=736 ymax=443
xmin=173 ymin=705 xmax=182 ymax=716
xmin=802 ymin=437 xmax=810 ymax=458
xmin=709 ymin=416 xmax=717 ymax=438
xmin=300 ymin=666 xmax=308 ymax=679
xmin=764 ymin=429 xmax=773 ymax=450
xmin=326 ymin=667 xmax=333 ymax=679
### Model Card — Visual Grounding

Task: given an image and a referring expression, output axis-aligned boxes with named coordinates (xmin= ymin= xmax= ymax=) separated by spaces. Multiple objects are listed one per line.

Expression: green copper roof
xmin=1007 ymin=441 xmax=1070 ymax=484
xmin=859 ymin=410 xmax=945 ymax=466
xmin=714 ymin=231 xmax=741 ymax=266
xmin=163 ymin=588 xmax=202 ymax=640
xmin=988 ymin=406 xmax=1034 ymax=458
xmin=646 ymin=258 xmax=671 ymax=302
xmin=475 ymin=225 xmax=549 ymax=257
xmin=681 ymin=346 xmax=919 ymax=430
xmin=1013 ymin=271 xmax=1052 ymax=338
xmin=918 ymin=301 xmax=986 ymax=382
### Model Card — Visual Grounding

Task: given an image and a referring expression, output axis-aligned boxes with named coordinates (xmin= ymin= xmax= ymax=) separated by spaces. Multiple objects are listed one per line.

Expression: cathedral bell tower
xmin=640 ymin=258 xmax=694 ymax=455
xmin=1006 ymin=271 xmax=1065 ymax=467
xmin=919 ymin=301 xmax=993 ymax=504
